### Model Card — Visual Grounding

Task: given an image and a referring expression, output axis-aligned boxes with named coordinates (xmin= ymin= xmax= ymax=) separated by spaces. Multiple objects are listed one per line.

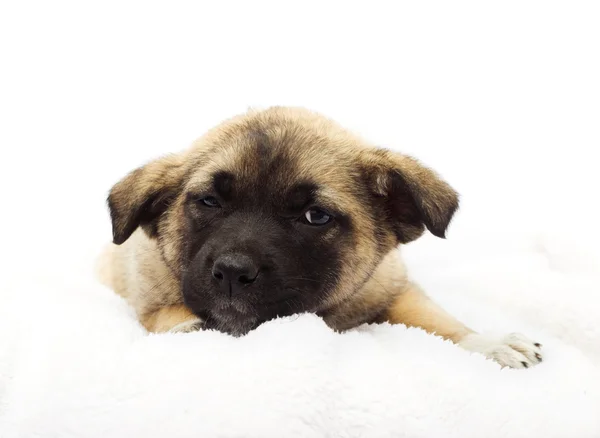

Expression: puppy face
xmin=108 ymin=107 xmax=459 ymax=335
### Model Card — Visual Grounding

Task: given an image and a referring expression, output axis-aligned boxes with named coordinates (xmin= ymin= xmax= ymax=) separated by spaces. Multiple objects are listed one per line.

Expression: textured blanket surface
xmin=1 ymin=231 xmax=599 ymax=438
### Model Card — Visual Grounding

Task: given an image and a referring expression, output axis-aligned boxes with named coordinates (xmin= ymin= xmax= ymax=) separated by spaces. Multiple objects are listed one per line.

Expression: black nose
xmin=212 ymin=254 xmax=259 ymax=292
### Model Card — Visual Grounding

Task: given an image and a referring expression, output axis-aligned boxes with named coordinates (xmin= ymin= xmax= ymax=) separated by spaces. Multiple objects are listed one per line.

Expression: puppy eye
xmin=200 ymin=196 xmax=221 ymax=208
xmin=303 ymin=208 xmax=332 ymax=226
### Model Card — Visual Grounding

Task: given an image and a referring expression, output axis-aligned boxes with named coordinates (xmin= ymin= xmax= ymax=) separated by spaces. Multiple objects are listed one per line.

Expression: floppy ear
xmin=362 ymin=149 xmax=459 ymax=244
xmin=107 ymin=154 xmax=186 ymax=245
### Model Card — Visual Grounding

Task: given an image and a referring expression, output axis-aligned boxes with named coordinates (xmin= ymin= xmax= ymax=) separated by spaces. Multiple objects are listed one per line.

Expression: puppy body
xmin=99 ymin=107 xmax=542 ymax=368
xmin=98 ymin=230 xmax=414 ymax=333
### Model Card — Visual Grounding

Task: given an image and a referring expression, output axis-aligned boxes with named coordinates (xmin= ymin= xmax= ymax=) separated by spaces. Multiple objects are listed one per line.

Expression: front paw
xmin=459 ymin=332 xmax=543 ymax=369
xmin=169 ymin=318 xmax=204 ymax=334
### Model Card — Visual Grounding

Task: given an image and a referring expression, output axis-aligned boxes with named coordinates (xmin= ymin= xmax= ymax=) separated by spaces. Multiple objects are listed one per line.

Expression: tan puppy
xmin=97 ymin=106 xmax=542 ymax=369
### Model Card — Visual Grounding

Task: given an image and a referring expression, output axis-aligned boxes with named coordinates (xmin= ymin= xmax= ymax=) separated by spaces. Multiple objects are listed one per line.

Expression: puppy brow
xmin=212 ymin=171 xmax=234 ymax=199
xmin=283 ymin=183 xmax=346 ymax=218
xmin=285 ymin=183 xmax=317 ymax=211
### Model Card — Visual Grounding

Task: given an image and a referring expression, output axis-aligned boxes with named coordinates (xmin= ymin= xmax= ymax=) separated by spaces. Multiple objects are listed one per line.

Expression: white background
xmin=1 ymin=0 xmax=599 ymax=287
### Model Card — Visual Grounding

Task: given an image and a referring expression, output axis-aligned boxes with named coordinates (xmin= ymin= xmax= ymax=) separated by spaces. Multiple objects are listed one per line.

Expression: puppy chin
xmin=208 ymin=314 xmax=259 ymax=337
xmin=208 ymin=298 xmax=259 ymax=337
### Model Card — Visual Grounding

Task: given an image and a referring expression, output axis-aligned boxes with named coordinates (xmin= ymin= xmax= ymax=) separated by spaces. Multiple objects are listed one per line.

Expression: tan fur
xmin=384 ymin=282 xmax=474 ymax=343
xmin=98 ymin=106 xmax=542 ymax=368
xmin=140 ymin=304 xmax=199 ymax=333
xmin=99 ymin=230 xmax=180 ymax=316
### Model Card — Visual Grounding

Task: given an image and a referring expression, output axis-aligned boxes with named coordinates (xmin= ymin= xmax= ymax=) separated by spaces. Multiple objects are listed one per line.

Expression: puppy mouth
xmin=212 ymin=296 xmax=254 ymax=315
xmin=206 ymin=313 xmax=259 ymax=337
xmin=206 ymin=293 xmax=302 ymax=336
xmin=205 ymin=297 xmax=257 ymax=334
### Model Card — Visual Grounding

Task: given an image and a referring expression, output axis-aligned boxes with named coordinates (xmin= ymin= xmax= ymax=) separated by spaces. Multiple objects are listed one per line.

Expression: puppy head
xmin=108 ymin=107 xmax=458 ymax=335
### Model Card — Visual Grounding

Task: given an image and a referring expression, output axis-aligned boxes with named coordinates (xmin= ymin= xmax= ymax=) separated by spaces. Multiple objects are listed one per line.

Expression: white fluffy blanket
xmin=1 ymin=231 xmax=599 ymax=438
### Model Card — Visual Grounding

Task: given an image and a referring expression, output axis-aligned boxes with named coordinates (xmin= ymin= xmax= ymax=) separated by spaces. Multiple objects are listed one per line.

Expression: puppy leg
xmin=385 ymin=282 xmax=473 ymax=343
xmin=385 ymin=282 xmax=543 ymax=368
xmin=140 ymin=304 xmax=203 ymax=334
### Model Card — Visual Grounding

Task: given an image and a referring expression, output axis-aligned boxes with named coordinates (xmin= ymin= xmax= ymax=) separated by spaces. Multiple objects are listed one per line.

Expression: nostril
xmin=213 ymin=271 xmax=224 ymax=281
xmin=238 ymin=273 xmax=256 ymax=285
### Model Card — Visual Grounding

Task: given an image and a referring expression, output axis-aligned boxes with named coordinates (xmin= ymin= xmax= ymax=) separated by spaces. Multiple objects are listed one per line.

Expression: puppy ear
xmin=362 ymin=149 xmax=459 ymax=243
xmin=107 ymin=154 xmax=186 ymax=245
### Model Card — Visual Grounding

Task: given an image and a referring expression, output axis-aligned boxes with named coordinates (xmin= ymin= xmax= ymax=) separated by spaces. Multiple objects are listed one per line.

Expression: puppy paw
xmin=459 ymin=332 xmax=543 ymax=369
xmin=169 ymin=318 xmax=204 ymax=334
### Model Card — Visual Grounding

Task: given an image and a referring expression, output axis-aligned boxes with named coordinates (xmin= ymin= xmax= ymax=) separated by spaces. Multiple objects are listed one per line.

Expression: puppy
xmin=97 ymin=106 xmax=542 ymax=369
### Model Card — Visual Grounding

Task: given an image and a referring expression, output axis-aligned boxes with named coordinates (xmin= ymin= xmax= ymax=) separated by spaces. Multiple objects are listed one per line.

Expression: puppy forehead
xmin=184 ymin=120 xmax=361 ymax=205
